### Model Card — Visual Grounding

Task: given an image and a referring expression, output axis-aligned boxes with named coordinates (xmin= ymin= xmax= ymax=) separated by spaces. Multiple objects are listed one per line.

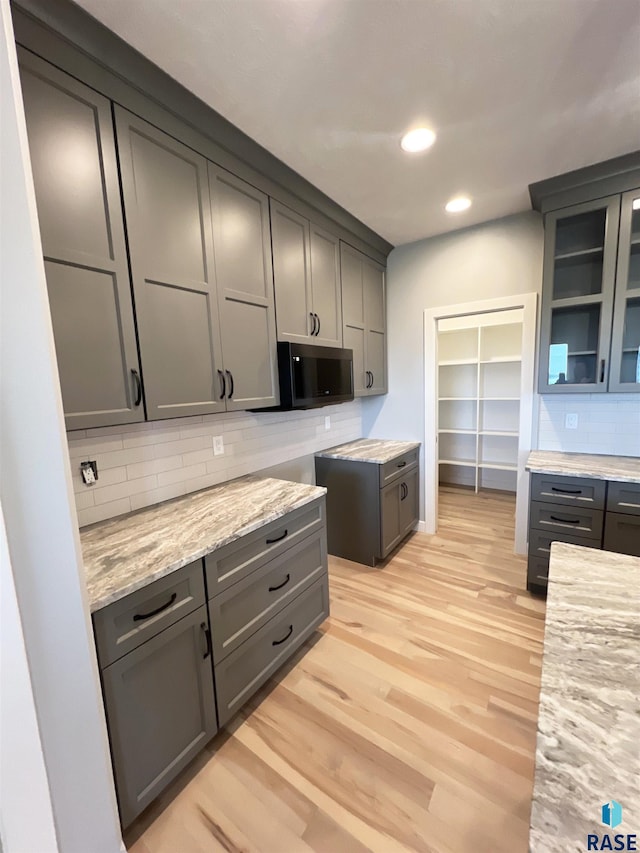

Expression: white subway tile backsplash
xmin=68 ymin=401 xmax=362 ymax=526
xmin=537 ymin=393 xmax=640 ymax=456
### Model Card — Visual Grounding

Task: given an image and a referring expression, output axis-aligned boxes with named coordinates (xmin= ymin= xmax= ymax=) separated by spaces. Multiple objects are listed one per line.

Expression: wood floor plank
xmin=125 ymin=486 xmax=546 ymax=853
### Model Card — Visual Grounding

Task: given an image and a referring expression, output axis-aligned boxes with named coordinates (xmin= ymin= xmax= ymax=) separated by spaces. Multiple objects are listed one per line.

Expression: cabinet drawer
xmin=379 ymin=449 xmax=419 ymax=488
xmin=529 ymin=500 xmax=604 ymax=540
xmin=205 ymin=499 xmax=324 ymax=595
xmin=214 ymin=577 xmax=329 ymax=727
xmin=603 ymin=512 xmax=640 ymax=557
xmin=209 ymin=530 xmax=327 ymax=662
xmin=528 ymin=528 xmax=601 ymax=560
xmin=93 ymin=560 xmax=205 ymax=668
xmin=530 ymin=473 xmax=606 ymax=509
xmin=606 ymin=481 xmax=640 ymax=517
xmin=527 ymin=555 xmax=549 ymax=589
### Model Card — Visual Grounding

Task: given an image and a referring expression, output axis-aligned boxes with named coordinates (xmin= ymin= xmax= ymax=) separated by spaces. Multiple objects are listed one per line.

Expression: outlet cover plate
xmin=213 ymin=435 xmax=224 ymax=455
xmin=565 ymin=413 xmax=578 ymax=430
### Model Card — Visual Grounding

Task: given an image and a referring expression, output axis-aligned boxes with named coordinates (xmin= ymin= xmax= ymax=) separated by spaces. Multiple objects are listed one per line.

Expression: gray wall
xmin=362 ymin=211 xmax=545 ymax=518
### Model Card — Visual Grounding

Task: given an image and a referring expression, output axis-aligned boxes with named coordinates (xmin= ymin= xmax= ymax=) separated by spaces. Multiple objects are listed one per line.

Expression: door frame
xmin=423 ymin=293 xmax=538 ymax=554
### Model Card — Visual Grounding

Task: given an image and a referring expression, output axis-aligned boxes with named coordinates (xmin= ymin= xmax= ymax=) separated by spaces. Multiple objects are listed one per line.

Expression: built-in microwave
xmin=272 ymin=342 xmax=354 ymax=410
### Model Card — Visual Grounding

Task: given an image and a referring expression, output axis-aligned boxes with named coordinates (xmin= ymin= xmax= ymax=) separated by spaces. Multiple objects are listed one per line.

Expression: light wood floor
xmin=126 ymin=486 xmax=546 ymax=853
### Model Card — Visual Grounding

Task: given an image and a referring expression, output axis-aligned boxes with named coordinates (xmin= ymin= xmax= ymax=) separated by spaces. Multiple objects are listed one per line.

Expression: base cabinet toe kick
xmin=527 ymin=473 xmax=640 ymax=594
xmin=92 ymin=497 xmax=329 ymax=827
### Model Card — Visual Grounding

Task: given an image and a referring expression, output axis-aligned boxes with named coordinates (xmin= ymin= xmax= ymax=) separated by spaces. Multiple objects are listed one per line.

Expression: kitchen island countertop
xmin=530 ymin=541 xmax=640 ymax=850
xmin=526 ymin=450 xmax=640 ymax=483
xmin=315 ymin=438 xmax=420 ymax=465
xmin=81 ymin=476 xmax=326 ymax=612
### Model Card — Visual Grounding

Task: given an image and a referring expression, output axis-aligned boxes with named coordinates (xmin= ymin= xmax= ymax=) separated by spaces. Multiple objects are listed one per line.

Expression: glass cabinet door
xmin=538 ymin=196 xmax=620 ymax=393
xmin=609 ymin=189 xmax=640 ymax=392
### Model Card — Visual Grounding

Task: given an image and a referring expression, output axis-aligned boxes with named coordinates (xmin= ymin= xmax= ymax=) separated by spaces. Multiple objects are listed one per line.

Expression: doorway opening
xmin=424 ymin=294 xmax=538 ymax=554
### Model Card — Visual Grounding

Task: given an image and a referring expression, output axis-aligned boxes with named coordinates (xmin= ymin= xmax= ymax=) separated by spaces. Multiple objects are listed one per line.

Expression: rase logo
xmin=587 ymin=801 xmax=637 ymax=851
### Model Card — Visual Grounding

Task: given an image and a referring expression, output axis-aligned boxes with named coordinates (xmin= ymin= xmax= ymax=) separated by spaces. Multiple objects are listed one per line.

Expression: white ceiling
xmin=74 ymin=0 xmax=640 ymax=246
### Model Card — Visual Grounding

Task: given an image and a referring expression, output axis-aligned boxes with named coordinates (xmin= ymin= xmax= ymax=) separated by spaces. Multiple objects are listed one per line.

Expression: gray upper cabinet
xmin=341 ymin=242 xmax=387 ymax=396
xmin=271 ymin=201 xmax=342 ymax=347
xmin=19 ymin=50 xmax=143 ymax=430
xmin=609 ymin=189 xmax=640 ymax=392
xmin=538 ymin=196 xmax=620 ymax=393
xmin=115 ymin=107 xmax=226 ymax=420
xmin=208 ymin=165 xmax=279 ymax=409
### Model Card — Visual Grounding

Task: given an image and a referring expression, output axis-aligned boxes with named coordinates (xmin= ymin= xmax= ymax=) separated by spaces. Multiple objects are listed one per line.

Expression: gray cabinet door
xmin=399 ymin=469 xmax=419 ymax=536
xmin=367 ymin=330 xmax=387 ymax=395
xmin=363 ymin=256 xmax=387 ymax=395
xmin=310 ymin=224 xmax=342 ymax=348
xmin=101 ymin=605 xmax=217 ymax=828
xmin=380 ymin=480 xmax=402 ymax=557
xmin=115 ymin=107 xmax=225 ymax=420
xmin=270 ymin=200 xmax=313 ymax=343
xmin=609 ymin=188 xmax=640 ymax=393
xmin=538 ymin=196 xmax=620 ymax=393
xmin=341 ymin=243 xmax=366 ymax=395
xmin=209 ymin=165 xmax=279 ymax=409
xmin=19 ymin=50 xmax=143 ymax=430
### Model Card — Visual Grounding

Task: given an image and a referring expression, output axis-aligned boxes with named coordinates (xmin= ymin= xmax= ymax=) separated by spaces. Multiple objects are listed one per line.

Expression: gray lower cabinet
xmin=271 ymin=200 xmax=342 ymax=348
xmin=18 ymin=50 xmax=144 ymax=430
xmin=340 ymin=242 xmax=387 ymax=396
xmin=100 ymin=604 xmax=217 ymax=828
xmin=315 ymin=448 xmax=419 ymax=566
xmin=527 ymin=474 xmax=640 ymax=592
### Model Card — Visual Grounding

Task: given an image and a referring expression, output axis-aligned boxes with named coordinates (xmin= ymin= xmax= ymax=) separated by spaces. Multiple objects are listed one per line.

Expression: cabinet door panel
xmin=19 ymin=50 xmax=143 ymax=429
xmin=344 ymin=325 xmax=366 ymax=396
xmin=381 ymin=482 xmax=401 ymax=557
xmin=609 ymin=189 xmax=640 ymax=392
xmin=271 ymin=201 xmax=313 ymax=342
xmin=340 ymin=243 xmax=365 ymax=327
xmin=310 ymin=226 xmax=342 ymax=347
xmin=367 ymin=330 xmax=387 ymax=395
xmin=363 ymin=257 xmax=385 ymax=333
xmin=115 ymin=107 xmax=225 ymax=419
xmin=209 ymin=166 xmax=278 ymax=409
xmin=399 ymin=469 xmax=419 ymax=536
xmin=101 ymin=606 xmax=217 ymax=827
xmin=538 ymin=196 xmax=619 ymax=393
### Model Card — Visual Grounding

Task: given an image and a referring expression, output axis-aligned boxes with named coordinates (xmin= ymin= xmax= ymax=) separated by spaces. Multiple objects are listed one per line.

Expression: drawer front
xmin=528 ymin=528 xmax=601 ymax=560
xmin=603 ymin=512 xmax=640 ymax=557
xmin=93 ymin=560 xmax=205 ymax=668
xmin=209 ymin=530 xmax=327 ymax=662
xmin=529 ymin=500 xmax=604 ymax=540
xmin=379 ymin=449 xmax=419 ymax=488
xmin=214 ymin=576 xmax=329 ymax=727
xmin=205 ymin=498 xmax=324 ymax=596
xmin=527 ymin=555 xmax=549 ymax=589
xmin=530 ymin=473 xmax=606 ymax=509
xmin=607 ymin=481 xmax=640 ymax=517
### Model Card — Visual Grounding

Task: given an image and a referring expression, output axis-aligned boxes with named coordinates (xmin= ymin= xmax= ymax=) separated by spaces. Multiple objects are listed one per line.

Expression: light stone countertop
xmin=81 ymin=476 xmax=326 ymax=613
xmin=526 ymin=450 xmax=640 ymax=483
xmin=315 ymin=438 xmax=421 ymax=465
xmin=529 ymin=542 xmax=640 ymax=851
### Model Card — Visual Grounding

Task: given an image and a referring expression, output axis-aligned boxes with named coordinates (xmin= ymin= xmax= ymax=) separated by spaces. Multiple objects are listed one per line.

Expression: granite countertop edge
xmin=316 ymin=438 xmax=421 ymax=464
xmin=525 ymin=450 xmax=640 ymax=484
xmin=82 ymin=478 xmax=327 ymax=613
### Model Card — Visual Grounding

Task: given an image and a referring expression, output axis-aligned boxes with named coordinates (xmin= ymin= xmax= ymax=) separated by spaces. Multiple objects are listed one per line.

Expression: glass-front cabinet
xmin=539 ymin=191 xmax=640 ymax=393
xmin=609 ymin=190 xmax=640 ymax=391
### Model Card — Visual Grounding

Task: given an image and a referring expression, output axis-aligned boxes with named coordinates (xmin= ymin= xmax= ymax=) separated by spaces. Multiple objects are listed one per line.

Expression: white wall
xmin=68 ymin=401 xmax=361 ymax=526
xmin=538 ymin=394 xmax=639 ymax=456
xmin=0 ymin=3 xmax=122 ymax=849
xmin=362 ymin=211 xmax=545 ymax=517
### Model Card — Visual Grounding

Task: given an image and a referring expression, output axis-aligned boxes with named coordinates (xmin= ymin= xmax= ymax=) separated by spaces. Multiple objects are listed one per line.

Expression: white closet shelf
xmin=479 ymin=356 xmax=522 ymax=364
xmin=479 ymin=396 xmax=520 ymax=401
xmin=479 ymin=461 xmax=518 ymax=471
xmin=479 ymin=430 xmax=518 ymax=437
xmin=439 ymin=458 xmax=477 ymax=468
xmin=439 ymin=396 xmax=478 ymax=401
xmin=438 ymin=358 xmax=478 ymax=366
xmin=438 ymin=428 xmax=476 ymax=435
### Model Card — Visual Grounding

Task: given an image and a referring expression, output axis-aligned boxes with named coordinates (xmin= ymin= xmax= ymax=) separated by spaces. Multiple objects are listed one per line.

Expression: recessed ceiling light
xmin=445 ymin=196 xmax=472 ymax=213
xmin=400 ymin=127 xmax=436 ymax=153
xmin=633 ymin=198 xmax=640 ymax=210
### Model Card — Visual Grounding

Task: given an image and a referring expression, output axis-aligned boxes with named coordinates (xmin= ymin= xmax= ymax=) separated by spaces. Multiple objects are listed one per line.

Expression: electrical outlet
xmin=565 ymin=413 xmax=578 ymax=430
xmin=213 ymin=435 xmax=224 ymax=456
xmin=324 ymin=416 xmax=331 ymax=431
xmin=80 ymin=460 xmax=98 ymax=485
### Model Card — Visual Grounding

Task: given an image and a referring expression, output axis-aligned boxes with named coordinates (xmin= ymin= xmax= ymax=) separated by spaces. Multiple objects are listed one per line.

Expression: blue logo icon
xmin=602 ymin=801 xmax=623 ymax=829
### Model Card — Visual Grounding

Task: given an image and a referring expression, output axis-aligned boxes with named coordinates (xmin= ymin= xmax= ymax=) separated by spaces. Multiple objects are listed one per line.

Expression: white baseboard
xmin=414 ymin=520 xmax=427 ymax=533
